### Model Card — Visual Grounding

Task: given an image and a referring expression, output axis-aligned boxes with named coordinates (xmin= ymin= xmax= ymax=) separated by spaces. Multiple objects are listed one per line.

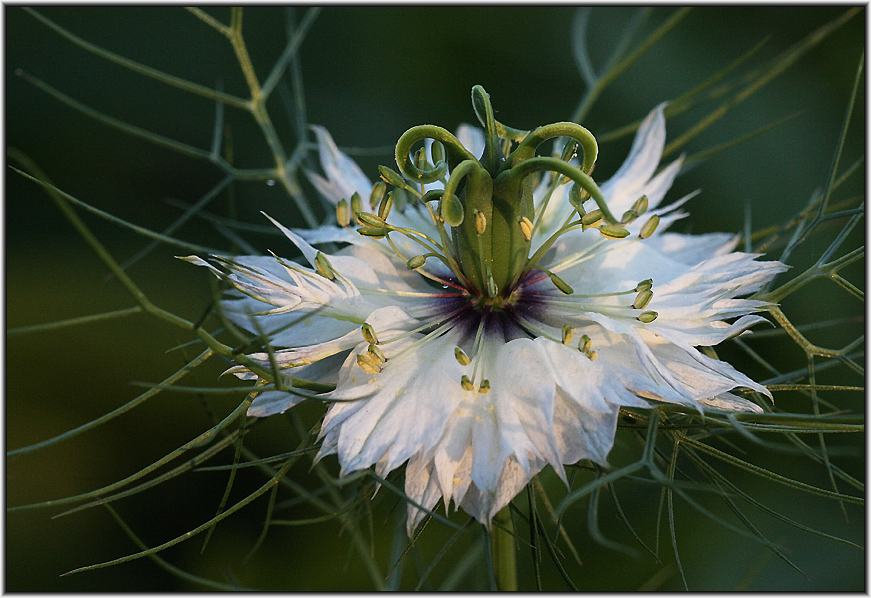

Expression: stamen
xmin=369 ymin=181 xmax=387 ymax=210
xmin=598 ymin=224 xmax=631 ymax=239
xmin=461 ymin=374 xmax=475 ymax=391
xmin=637 ymin=310 xmax=658 ymax=323
xmin=620 ymin=209 xmax=638 ymax=225
xmin=578 ymin=334 xmax=592 ymax=353
xmin=561 ymin=325 xmax=574 ymax=345
xmin=633 ymin=289 xmax=653 ymax=309
xmin=632 ymin=195 xmax=649 ymax=216
xmin=454 ymin=347 xmax=471 ymax=366
xmin=315 ymin=252 xmax=337 ymax=280
xmin=581 ymin=209 xmax=602 ymax=227
xmin=356 ymin=353 xmax=382 ymax=374
xmin=367 ymin=343 xmax=386 ymax=363
xmin=639 ymin=215 xmax=660 ymax=239
xmin=478 ymin=380 xmax=491 ymax=394
xmin=362 ymin=322 xmax=379 ymax=345
xmin=351 ymin=193 xmax=364 ymax=225
xmin=406 ymin=255 xmax=427 ymax=270
xmin=356 ymin=212 xmax=386 ymax=227
xmin=518 ymin=216 xmax=533 ymax=242
xmin=636 ymin=278 xmax=653 ymax=291
xmin=378 ymin=191 xmax=394 ymax=220
xmin=336 ymin=199 xmax=351 ymax=227
xmin=475 ymin=210 xmax=487 ymax=235
xmin=587 ymin=350 xmax=598 ymax=361
xmin=358 ymin=226 xmax=388 ymax=238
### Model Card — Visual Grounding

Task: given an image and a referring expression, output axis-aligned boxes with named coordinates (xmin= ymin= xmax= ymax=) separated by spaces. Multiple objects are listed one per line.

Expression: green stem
xmin=492 ymin=506 xmax=517 ymax=591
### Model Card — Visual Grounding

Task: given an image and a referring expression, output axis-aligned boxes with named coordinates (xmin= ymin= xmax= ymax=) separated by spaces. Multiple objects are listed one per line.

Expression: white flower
xmin=187 ymin=95 xmax=786 ymax=534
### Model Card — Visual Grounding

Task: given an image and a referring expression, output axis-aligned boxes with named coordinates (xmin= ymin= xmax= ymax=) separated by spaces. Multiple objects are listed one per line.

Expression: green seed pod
xmin=406 ymin=255 xmax=426 ymax=270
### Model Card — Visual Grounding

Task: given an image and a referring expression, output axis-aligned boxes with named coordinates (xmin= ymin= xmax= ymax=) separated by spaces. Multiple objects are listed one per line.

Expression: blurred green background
xmin=6 ymin=6 xmax=864 ymax=591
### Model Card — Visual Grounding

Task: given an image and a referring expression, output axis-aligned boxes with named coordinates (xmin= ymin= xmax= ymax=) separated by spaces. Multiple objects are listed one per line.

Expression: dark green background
xmin=7 ymin=6 xmax=864 ymax=591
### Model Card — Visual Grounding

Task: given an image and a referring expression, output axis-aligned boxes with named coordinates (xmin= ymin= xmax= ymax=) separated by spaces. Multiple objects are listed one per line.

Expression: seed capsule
xmin=454 ymin=347 xmax=471 ymax=366
xmin=518 ymin=216 xmax=533 ymax=242
xmin=581 ymin=209 xmax=602 ymax=227
xmin=639 ymin=215 xmax=660 ymax=239
xmin=637 ymin=310 xmax=658 ymax=323
xmin=336 ymin=198 xmax=351 ymax=227
xmin=314 ymin=252 xmax=336 ymax=280
xmin=562 ymin=325 xmax=574 ymax=346
xmin=633 ymin=289 xmax=653 ymax=309
xmin=361 ymin=323 xmax=379 ymax=345
xmin=369 ymin=181 xmax=387 ymax=210
xmin=406 ymin=255 xmax=426 ymax=270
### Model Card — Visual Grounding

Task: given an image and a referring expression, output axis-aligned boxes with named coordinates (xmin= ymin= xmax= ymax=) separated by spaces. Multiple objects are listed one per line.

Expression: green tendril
xmin=504 ymin=122 xmax=599 ymax=174
xmin=394 ymin=125 xmax=476 ymax=183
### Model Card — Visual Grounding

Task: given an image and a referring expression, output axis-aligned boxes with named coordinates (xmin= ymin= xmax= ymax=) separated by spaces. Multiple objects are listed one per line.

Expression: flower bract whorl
xmin=186 ymin=88 xmax=787 ymax=533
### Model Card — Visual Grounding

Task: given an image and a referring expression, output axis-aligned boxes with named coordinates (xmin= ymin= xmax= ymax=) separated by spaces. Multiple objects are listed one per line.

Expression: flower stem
xmin=491 ymin=506 xmax=517 ymax=591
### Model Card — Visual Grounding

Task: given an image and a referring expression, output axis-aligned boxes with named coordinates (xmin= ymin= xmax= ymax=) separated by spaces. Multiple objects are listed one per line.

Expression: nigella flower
xmin=186 ymin=87 xmax=786 ymax=533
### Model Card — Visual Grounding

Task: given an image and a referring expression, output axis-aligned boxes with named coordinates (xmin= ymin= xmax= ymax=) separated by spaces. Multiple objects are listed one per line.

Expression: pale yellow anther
xmin=518 ymin=216 xmax=533 ymax=242
xmin=362 ymin=323 xmax=379 ymax=345
xmin=461 ymin=375 xmax=475 ymax=391
xmin=369 ymin=181 xmax=387 ymax=210
xmin=454 ymin=347 xmax=471 ymax=366
xmin=475 ymin=210 xmax=487 ymax=235
xmin=314 ymin=252 xmax=336 ymax=280
xmin=633 ymin=289 xmax=653 ymax=310
xmin=587 ymin=350 xmax=598 ymax=362
xmin=578 ymin=334 xmax=592 ymax=353
xmin=637 ymin=310 xmax=658 ymax=323
xmin=356 ymin=353 xmax=382 ymax=374
xmin=367 ymin=343 xmax=386 ymax=363
xmin=336 ymin=198 xmax=351 ymax=228
xmin=350 ymin=193 xmax=364 ymax=225
xmin=562 ymin=325 xmax=574 ymax=346
xmin=632 ymin=195 xmax=649 ymax=216
xmin=639 ymin=215 xmax=660 ymax=239
xmin=478 ymin=380 xmax=491 ymax=394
